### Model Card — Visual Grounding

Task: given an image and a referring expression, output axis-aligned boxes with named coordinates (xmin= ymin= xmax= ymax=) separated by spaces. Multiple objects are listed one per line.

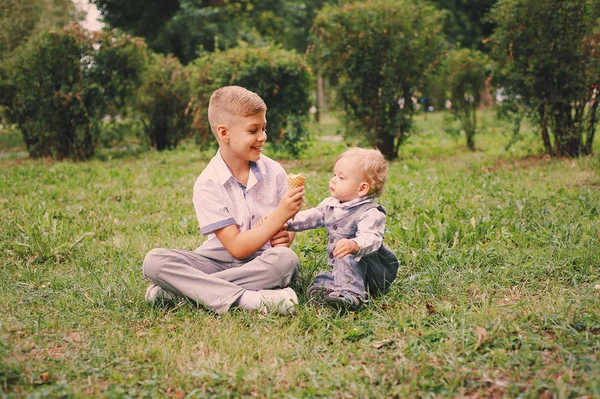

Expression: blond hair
xmin=207 ymin=86 xmax=267 ymax=136
xmin=336 ymin=147 xmax=389 ymax=197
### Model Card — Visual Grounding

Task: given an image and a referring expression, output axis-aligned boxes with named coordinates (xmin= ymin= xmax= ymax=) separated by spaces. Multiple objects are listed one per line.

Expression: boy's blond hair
xmin=207 ymin=86 xmax=267 ymax=136
xmin=336 ymin=147 xmax=388 ymax=197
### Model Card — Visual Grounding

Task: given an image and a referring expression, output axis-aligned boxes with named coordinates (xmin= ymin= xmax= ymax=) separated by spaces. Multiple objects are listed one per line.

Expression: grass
xmin=1 ymin=110 xmax=600 ymax=398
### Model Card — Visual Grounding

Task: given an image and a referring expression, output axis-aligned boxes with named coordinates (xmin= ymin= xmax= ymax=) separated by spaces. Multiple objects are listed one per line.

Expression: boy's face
xmin=329 ymin=158 xmax=368 ymax=203
xmin=221 ymin=110 xmax=267 ymax=163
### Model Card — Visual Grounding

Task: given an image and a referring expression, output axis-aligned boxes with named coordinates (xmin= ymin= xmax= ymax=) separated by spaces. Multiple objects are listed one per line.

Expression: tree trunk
xmin=583 ymin=96 xmax=598 ymax=155
xmin=467 ymin=107 xmax=476 ymax=151
xmin=377 ymin=126 xmax=397 ymax=160
xmin=539 ymin=105 xmax=553 ymax=156
xmin=553 ymin=104 xmax=581 ymax=157
xmin=315 ymin=74 xmax=325 ymax=123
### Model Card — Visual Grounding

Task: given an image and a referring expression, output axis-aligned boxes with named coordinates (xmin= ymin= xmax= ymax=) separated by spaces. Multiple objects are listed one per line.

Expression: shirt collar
xmin=213 ymin=149 xmax=263 ymax=187
xmin=326 ymin=195 xmax=374 ymax=208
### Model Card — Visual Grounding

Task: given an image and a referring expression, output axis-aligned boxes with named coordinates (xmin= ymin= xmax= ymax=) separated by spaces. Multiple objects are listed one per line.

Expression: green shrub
xmin=311 ymin=0 xmax=447 ymax=159
xmin=1 ymin=25 xmax=147 ymax=160
xmin=442 ymin=48 xmax=492 ymax=151
xmin=188 ymin=45 xmax=312 ymax=157
xmin=136 ymin=54 xmax=193 ymax=151
xmin=98 ymin=116 xmax=144 ymax=149
xmin=489 ymin=0 xmax=600 ymax=157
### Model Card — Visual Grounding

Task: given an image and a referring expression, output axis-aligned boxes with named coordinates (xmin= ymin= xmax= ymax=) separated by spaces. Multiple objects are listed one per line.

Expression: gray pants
xmin=142 ymin=243 xmax=299 ymax=314
xmin=309 ymin=245 xmax=399 ymax=299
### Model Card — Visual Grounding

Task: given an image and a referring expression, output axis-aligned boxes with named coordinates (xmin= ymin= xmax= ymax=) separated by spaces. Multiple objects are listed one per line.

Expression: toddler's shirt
xmin=287 ymin=196 xmax=387 ymax=263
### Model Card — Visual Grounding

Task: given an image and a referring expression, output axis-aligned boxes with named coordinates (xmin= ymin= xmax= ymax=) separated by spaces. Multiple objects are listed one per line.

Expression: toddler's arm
xmin=287 ymin=203 xmax=326 ymax=232
xmin=215 ymin=186 xmax=304 ymax=259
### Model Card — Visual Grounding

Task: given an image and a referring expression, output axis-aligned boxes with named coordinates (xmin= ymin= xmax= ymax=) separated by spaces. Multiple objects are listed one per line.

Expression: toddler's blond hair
xmin=336 ymin=147 xmax=388 ymax=197
xmin=208 ymin=86 xmax=267 ymax=136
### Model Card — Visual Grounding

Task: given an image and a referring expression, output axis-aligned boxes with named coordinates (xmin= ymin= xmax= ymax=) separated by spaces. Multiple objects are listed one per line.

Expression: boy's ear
xmin=358 ymin=182 xmax=370 ymax=197
xmin=216 ymin=124 xmax=229 ymax=143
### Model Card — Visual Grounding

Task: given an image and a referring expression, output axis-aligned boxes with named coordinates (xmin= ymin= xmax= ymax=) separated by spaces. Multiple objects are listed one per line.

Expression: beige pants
xmin=142 ymin=243 xmax=299 ymax=314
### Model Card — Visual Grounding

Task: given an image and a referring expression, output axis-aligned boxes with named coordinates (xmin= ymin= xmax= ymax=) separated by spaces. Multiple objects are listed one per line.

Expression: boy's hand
xmin=333 ymin=238 xmax=359 ymax=259
xmin=258 ymin=216 xmax=291 ymax=247
xmin=277 ymin=186 xmax=305 ymax=220
xmin=270 ymin=228 xmax=291 ymax=247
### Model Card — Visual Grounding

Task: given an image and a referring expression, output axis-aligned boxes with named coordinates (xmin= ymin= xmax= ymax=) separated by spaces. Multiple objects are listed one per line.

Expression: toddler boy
xmin=287 ymin=147 xmax=399 ymax=311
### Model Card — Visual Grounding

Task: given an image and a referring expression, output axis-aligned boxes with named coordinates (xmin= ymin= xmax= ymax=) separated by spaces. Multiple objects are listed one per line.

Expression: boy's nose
xmin=259 ymin=131 xmax=267 ymax=142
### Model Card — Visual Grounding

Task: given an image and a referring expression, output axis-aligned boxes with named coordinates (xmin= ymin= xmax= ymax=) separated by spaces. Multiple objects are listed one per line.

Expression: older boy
xmin=142 ymin=86 xmax=305 ymax=314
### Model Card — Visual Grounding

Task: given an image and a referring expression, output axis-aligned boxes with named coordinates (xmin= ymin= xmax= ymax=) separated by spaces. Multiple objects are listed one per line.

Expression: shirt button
xmin=329 ymin=253 xmax=334 ymax=259
xmin=333 ymin=225 xmax=338 ymax=230
xmin=329 ymin=238 xmax=334 ymax=244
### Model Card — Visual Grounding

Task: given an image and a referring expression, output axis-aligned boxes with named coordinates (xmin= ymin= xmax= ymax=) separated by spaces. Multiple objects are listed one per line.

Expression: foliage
xmin=489 ymin=0 xmax=600 ymax=157
xmin=311 ymin=0 xmax=447 ymax=159
xmin=442 ymin=49 xmax=492 ymax=150
xmin=0 ymin=0 xmax=81 ymax=63
xmin=1 ymin=120 xmax=599 ymax=396
xmin=135 ymin=54 xmax=193 ymax=151
xmin=92 ymin=0 xmax=333 ymax=64
xmin=0 ymin=25 xmax=147 ymax=160
xmin=188 ymin=45 xmax=312 ymax=156
xmin=97 ymin=116 xmax=145 ymax=149
xmin=429 ymin=0 xmax=497 ymax=51
xmin=91 ymin=0 xmax=180 ymax=51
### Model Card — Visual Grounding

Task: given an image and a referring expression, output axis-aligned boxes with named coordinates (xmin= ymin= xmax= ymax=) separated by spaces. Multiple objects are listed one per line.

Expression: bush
xmin=311 ymin=0 xmax=447 ymax=159
xmin=188 ymin=45 xmax=312 ymax=157
xmin=135 ymin=54 xmax=193 ymax=151
xmin=98 ymin=116 xmax=144 ymax=149
xmin=0 ymin=25 xmax=147 ymax=160
xmin=442 ymin=48 xmax=492 ymax=151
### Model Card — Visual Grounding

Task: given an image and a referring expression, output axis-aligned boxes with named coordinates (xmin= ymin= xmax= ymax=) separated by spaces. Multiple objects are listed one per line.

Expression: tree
xmin=92 ymin=0 xmax=332 ymax=64
xmin=311 ymin=0 xmax=447 ymax=159
xmin=443 ymin=49 xmax=492 ymax=151
xmin=489 ymin=0 xmax=600 ymax=157
xmin=429 ymin=0 xmax=497 ymax=51
xmin=0 ymin=0 xmax=81 ymax=62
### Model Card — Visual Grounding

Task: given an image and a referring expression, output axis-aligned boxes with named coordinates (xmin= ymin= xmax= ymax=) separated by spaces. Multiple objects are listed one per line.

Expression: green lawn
xmin=1 ymin=111 xmax=600 ymax=397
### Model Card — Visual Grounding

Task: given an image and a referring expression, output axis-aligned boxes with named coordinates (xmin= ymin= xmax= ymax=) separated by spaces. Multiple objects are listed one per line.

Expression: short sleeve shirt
xmin=193 ymin=150 xmax=288 ymax=250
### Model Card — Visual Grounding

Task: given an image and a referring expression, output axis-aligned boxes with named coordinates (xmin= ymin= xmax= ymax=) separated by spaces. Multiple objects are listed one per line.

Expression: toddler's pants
xmin=309 ymin=245 xmax=399 ymax=299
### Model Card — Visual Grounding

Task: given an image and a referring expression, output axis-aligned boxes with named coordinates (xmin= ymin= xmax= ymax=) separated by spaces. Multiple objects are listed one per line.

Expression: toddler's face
xmin=329 ymin=158 xmax=366 ymax=203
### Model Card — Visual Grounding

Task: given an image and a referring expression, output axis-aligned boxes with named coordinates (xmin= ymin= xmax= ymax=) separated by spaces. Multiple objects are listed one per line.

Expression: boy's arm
xmin=333 ymin=208 xmax=385 ymax=260
xmin=215 ymin=187 xmax=304 ymax=259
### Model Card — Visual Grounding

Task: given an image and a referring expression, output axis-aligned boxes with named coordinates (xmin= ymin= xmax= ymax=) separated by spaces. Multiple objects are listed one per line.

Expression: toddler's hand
xmin=333 ymin=238 xmax=359 ymax=259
